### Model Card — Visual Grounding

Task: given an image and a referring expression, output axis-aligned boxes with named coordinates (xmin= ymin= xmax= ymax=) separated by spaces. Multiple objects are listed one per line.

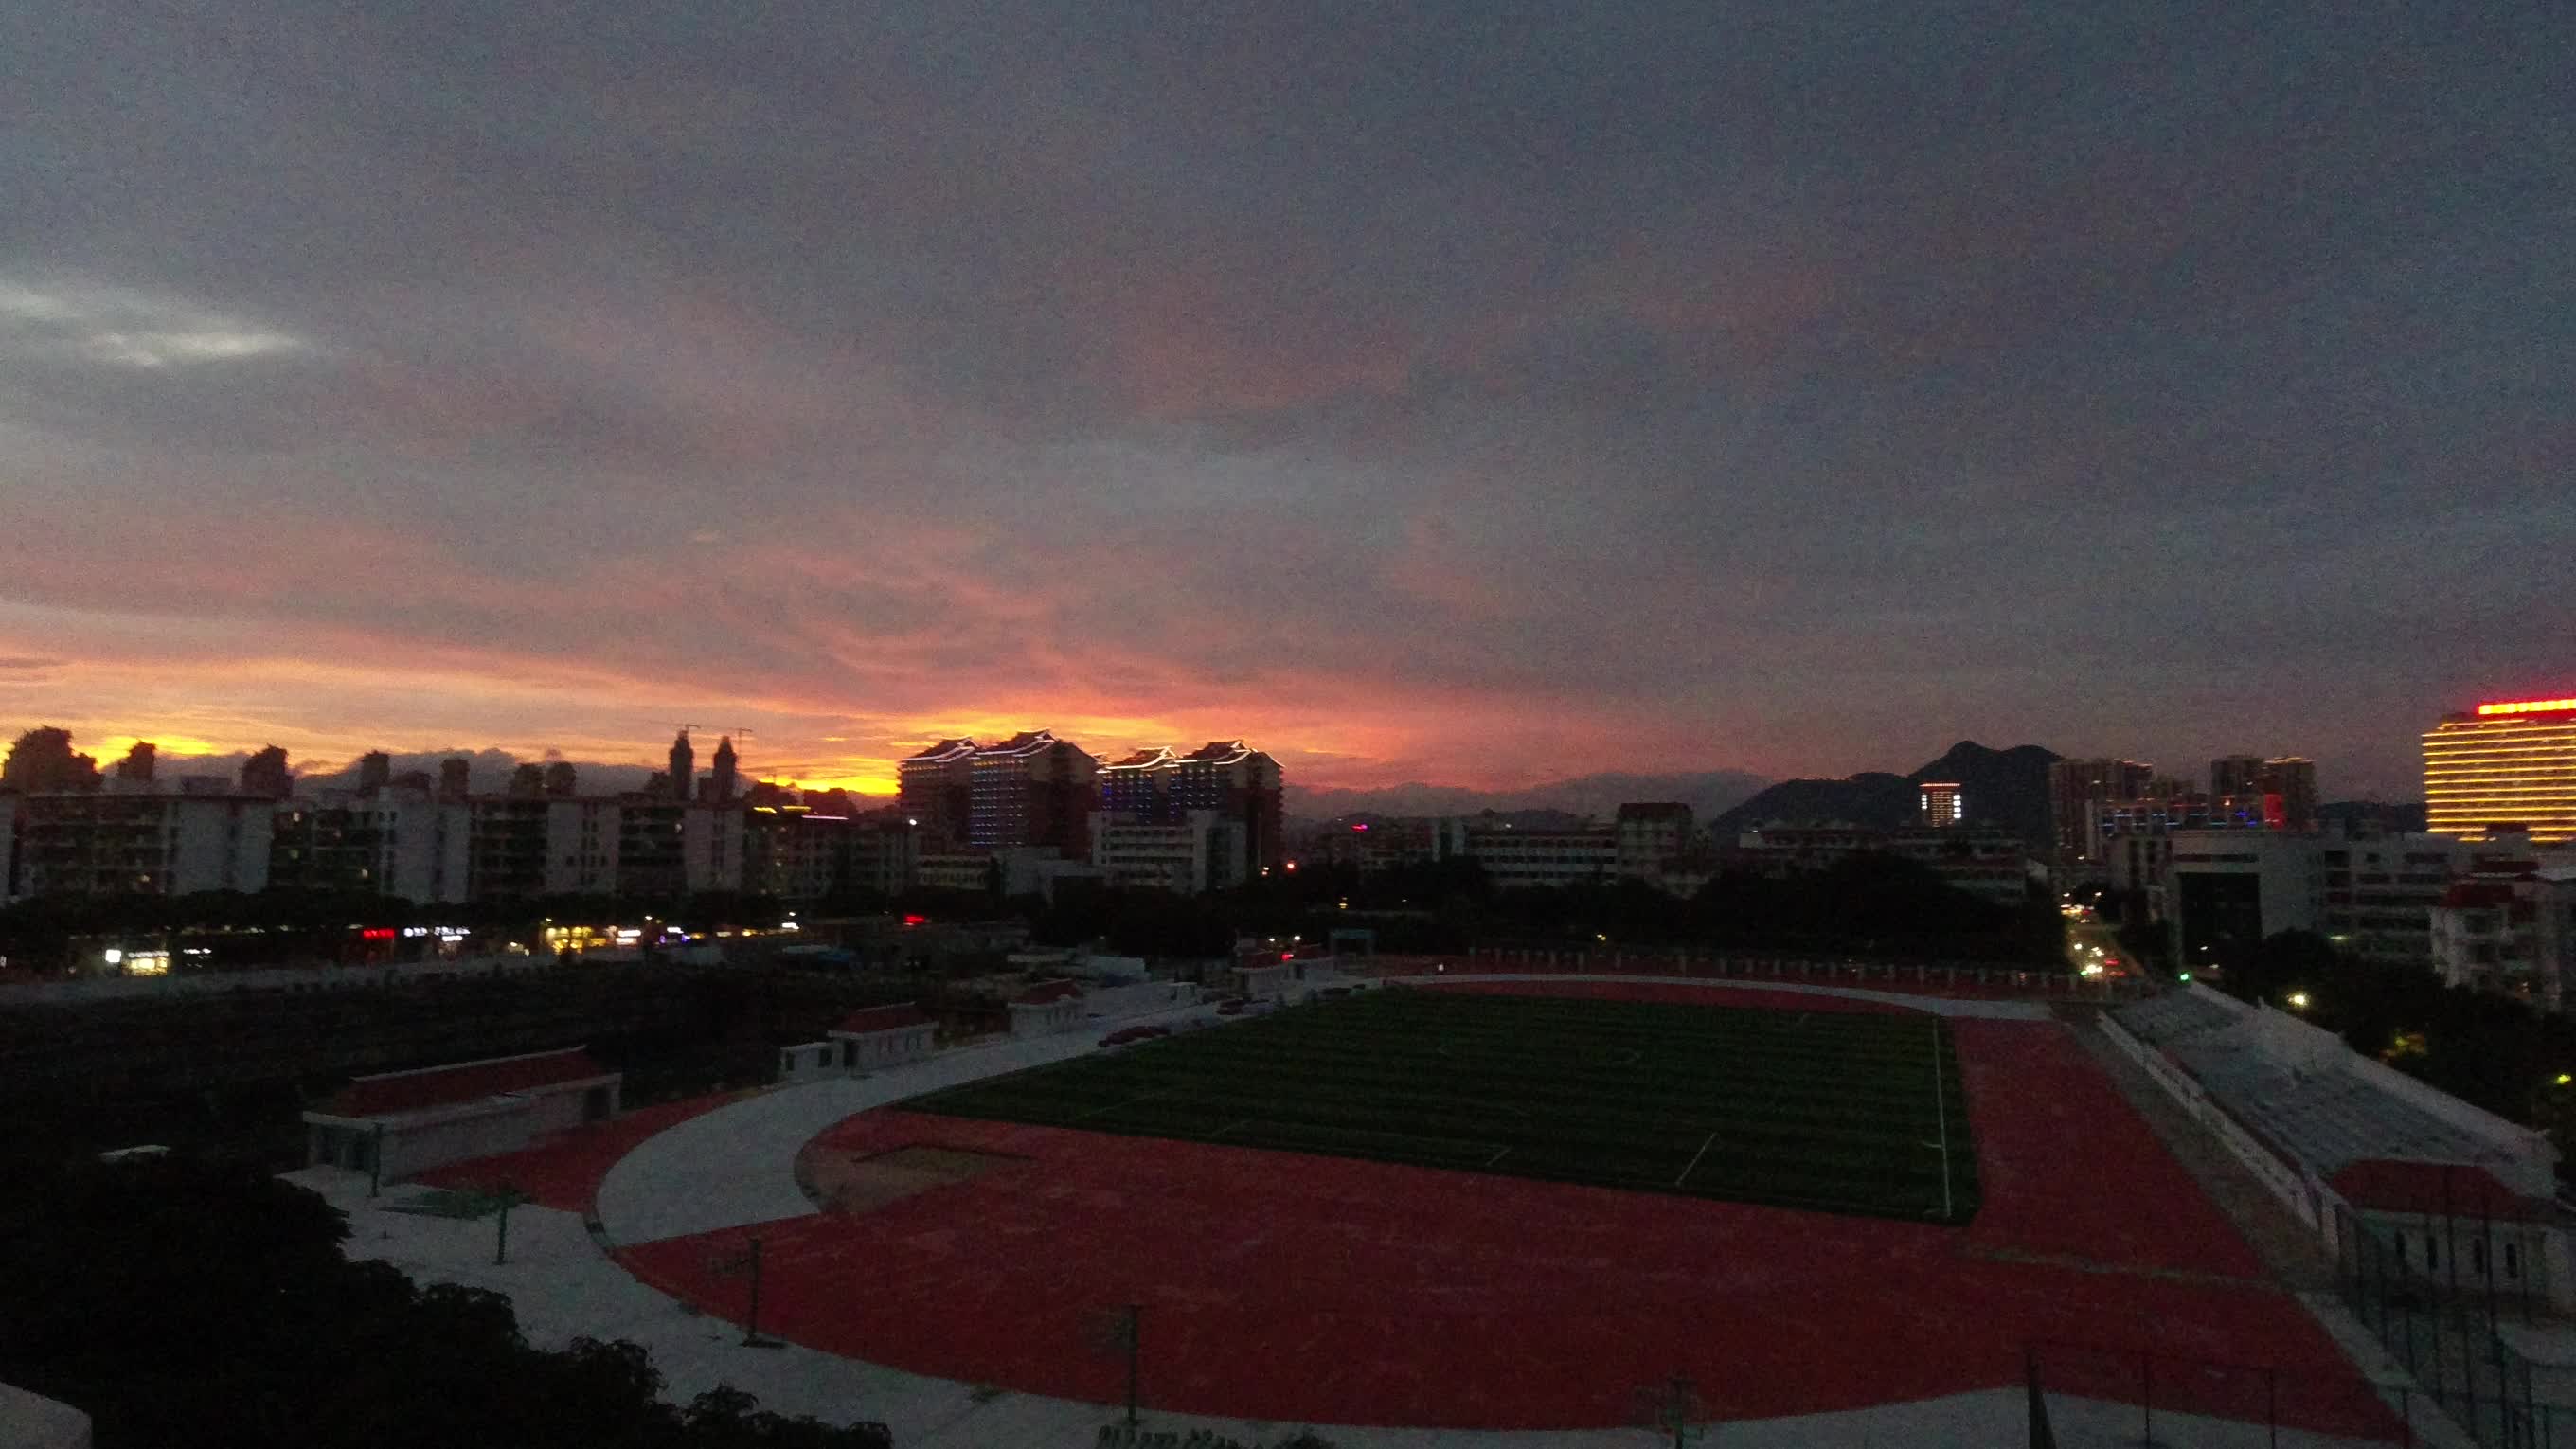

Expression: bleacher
xmin=2174 ymin=1035 xmax=2513 ymax=1181
xmin=2106 ymin=988 xmax=2244 ymax=1048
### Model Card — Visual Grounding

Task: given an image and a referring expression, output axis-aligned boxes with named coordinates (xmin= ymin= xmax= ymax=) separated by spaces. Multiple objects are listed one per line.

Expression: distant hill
xmin=1287 ymin=768 xmax=1771 ymax=825
xmin=1708 ymin=742 xmax=2060 ymax=852
xmin=2317 ymin=800 xmax=2430 ymax=832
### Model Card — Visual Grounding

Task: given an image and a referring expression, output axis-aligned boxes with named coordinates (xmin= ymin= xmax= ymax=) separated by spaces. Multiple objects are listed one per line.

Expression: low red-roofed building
xmin=303 ymin=1047 xmax=621 ymax=1182
xmin=1009 ymin=978 xmax=1085 ymax=1037
xmin=2429 ymin=874 xmax=2565 ymax=1007
xmin=2325 ymin=1157 xmax=2571 ymax=1309
xmin=825 ymin=1002 xmax=939 ymax=1072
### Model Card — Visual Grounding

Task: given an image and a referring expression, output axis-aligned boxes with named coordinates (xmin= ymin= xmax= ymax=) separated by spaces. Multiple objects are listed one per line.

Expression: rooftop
xmin=2329 ymin=1158 xmax=2556 ymax=1222
xmin=832 ymin=1003 xmax=934 ymax=1035
xmin=322 ymin=1046 xmax=612 ymax=1118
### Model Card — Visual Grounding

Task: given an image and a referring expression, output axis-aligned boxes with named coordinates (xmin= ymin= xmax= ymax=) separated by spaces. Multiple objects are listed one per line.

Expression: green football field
xmin=903 ymin=987 xmax=1979 ymax=1224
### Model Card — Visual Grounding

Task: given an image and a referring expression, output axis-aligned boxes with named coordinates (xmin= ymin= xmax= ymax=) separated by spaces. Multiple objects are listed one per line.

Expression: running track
xmin=590 ymin=981 xmax=2394 ymax=1435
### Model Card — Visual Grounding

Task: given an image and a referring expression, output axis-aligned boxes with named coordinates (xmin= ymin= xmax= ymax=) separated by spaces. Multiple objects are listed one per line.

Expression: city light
xmin=2477 ymin=698 xmax=2576 ymax=716
xmin=2558 ymin=1074 xmax=2572 ymax=1087
xmin=2286 ymin=991 xmax=2311 ymax=1010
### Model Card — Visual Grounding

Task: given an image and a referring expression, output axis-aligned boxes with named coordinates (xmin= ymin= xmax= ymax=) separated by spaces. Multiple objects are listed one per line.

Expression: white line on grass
xmin=1674 ymin=1131 xmax=1718 ymax=1188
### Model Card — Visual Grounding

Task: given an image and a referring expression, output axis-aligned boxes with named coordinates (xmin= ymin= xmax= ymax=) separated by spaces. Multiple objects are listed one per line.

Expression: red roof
xmin=833 ymin=1003 xmax=933 ymax=1035
xmin=2328 ymin=1159 xmax=2556 ymax=1222
xmin=1012 ymin=978 xmax=1081 ymax=1005
xmin=324 ymin=1047 xmax=611 ymax=1118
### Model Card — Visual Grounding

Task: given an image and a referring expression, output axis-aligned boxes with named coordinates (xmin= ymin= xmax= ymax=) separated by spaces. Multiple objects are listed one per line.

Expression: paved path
xmin=599 ymin=996 xmax=1232 ymax=1244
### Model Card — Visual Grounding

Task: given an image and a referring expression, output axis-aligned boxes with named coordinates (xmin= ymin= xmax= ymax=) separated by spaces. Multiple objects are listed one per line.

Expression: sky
xmin=2 ymin=3 xmax=2569 ymax=800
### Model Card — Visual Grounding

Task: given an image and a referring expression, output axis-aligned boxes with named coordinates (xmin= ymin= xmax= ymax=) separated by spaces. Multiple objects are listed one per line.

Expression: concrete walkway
xmin=598 ymin=995 xmax=1233 ymax=1245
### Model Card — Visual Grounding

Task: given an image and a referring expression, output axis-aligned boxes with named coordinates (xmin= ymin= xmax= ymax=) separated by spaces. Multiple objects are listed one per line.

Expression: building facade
xmin=2424 ymin=697 xmax=2576 ymax=845
xmin=6 ymin=792 xmax=277 ymax=900
xmin=898 ymin=739 xmax=977 ymax=850
xmin=968 ymin=731 xmax=1099 ymax=857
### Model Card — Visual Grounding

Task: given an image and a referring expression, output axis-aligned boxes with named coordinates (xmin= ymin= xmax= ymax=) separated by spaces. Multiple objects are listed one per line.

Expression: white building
xmin=6 ymin=792 xmax=276 ymax=901
xmin=1465 ymin=825 xmax=1616 ymax=889
xmin=1009 ymin=978 xmax=1085 ymax=1036
xmin=1091 ymin=809 xmax=1246 ymax=894
xmin=1613 ymin=803 xmax=1696 ymax=892
xmin=301 ymin=1047 xmax=621 ymax=1183
xmin=827 ymin=1003 xmax=939 ymax=1070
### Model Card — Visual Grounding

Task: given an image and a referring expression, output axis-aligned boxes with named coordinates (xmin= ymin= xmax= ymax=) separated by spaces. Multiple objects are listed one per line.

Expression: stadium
xmin=305 ymin=970 xmax=2416 ymax=1447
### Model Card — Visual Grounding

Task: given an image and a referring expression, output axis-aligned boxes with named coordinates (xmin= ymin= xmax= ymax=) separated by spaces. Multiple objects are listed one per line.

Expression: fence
xmin=1407 ymin=946 xmax=2150 ymax=997
xmin=2340 ymin=1206 xmax=2576 ymax=1447
xmin=2027 ymin=1341 xmax=2427 ymax=1447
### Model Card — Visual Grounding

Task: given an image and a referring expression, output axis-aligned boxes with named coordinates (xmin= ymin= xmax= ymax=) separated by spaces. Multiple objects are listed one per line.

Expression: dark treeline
xmin=0 ymin=1150 xmax=891 ymax=1449
xmin=1025 ymin=850 xmax=2064 ymax=966
xmin=1 ymin=852 xmax=2062 ymax=976
xmin=0 ymin=888 xmax=792 ymax=974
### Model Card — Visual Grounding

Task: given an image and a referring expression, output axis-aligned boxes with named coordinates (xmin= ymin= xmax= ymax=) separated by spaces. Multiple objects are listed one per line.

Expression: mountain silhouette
xmin=1708 ymin=742 xmax=2060 ymax=851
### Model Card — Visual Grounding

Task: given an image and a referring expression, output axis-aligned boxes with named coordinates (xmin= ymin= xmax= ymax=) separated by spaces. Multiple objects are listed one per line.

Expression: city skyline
xmin=5 ymin=5 xmax=2568 ymax=803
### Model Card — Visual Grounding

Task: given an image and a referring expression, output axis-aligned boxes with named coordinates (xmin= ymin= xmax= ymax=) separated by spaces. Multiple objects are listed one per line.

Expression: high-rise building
xmin=543 ymin=760 xmax=578 ymax=797
xmin=668 ymin=729 xmax=695 ymax=803
xmin=708 ymin=735 xmax=740 ymax=805
xmin=8 ymin=792 xmax=277 ymax=899
xmin=438 ymin=757 xmax=472 ymax=801
xmin=1918 ymin=781 xmax=1963 ymax=828
xmin=1096 ymin=741 xmax=1284 ymax=879
xmin=2209 ymin=755 xmax=2318 ymax=831
xmin=2424 ymin=697 xmax=2576 ymax=844
xmin=357 ymin=750 xmax=392 ymax=793
xmin=968 ymin=731 xmax=1099 ymax=856
xmin=2048 ymin=758 xmax=2155 ymax=869
xmin=898 ymin=739 xmax=977 ymax=849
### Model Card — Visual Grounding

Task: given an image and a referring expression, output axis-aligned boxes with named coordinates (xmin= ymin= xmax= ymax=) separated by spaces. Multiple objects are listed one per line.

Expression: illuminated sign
xmin=2477 ymin=698 xmax=2576 ymax=716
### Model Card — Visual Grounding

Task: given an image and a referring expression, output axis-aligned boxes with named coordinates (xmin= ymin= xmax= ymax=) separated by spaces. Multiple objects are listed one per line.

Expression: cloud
xmin=0 ymin=2 xmax=2567 ymax=802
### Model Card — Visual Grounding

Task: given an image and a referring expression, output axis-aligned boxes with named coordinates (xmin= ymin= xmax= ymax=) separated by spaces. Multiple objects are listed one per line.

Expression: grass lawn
xmin=903 ymin=987 xmax=1978 ymax=1224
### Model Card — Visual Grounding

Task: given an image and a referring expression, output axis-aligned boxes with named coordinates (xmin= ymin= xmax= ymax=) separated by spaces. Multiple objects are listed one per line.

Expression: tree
xmin=0 ymin=1153 xmax=892 ymax=1449
xmin=2 ymin=726 xmax=100 ymax=793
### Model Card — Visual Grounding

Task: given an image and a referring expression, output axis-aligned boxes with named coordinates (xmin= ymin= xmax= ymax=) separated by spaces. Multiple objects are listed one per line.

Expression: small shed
xmin=1009 ymin=978 xmax=1085 ymax=1037
xmin=303 ymin=1046 xmax=621 ymax=1183
xmin=1230 ymin=961 xmax=1296 ymax=1000
xmin=827 ymin=1003 xmax=939 ymax=1071
xmin=778 ymin=1041 xmax=841 ymax=1082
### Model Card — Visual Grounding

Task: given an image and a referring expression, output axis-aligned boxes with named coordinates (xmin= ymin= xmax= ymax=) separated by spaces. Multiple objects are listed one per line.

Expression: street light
xmin=2286 ymin=991 xmax=2311 ymax=1010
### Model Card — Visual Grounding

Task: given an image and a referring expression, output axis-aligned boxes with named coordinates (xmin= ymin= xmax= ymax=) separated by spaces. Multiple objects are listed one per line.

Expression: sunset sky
xmin=3 ymin=3 xmax=2569 ymax=799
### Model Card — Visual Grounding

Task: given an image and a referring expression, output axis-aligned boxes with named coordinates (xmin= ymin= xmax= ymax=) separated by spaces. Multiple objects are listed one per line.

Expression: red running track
xmin=608 ymin=986 xmax=2394 ymax=1436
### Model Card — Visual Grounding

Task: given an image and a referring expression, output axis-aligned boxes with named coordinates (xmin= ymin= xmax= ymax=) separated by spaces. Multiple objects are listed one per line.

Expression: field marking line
xmin=1068 ymin=1088 xmax=1175 ymax=1124
xmin=1674 ymin=1131 xmax=1718 ymax=1188
xmin=1208 ymin=1118 xmax=1254 ymax=1139
xmin=1486 ymin=1146 xmax=1512 ymax=1167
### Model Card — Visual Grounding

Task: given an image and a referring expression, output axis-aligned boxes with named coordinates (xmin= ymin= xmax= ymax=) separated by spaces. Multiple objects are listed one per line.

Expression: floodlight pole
xmin=743 ymin=1237 xmax=766 ymax=1346
xmin=494 ymin=1182 xmax=516 ymax=1266
xmin=368 ymin=1121 xmax=385 ymax=1198
xmin=1123 ymin=1303 xmax=1142 ymax=1427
